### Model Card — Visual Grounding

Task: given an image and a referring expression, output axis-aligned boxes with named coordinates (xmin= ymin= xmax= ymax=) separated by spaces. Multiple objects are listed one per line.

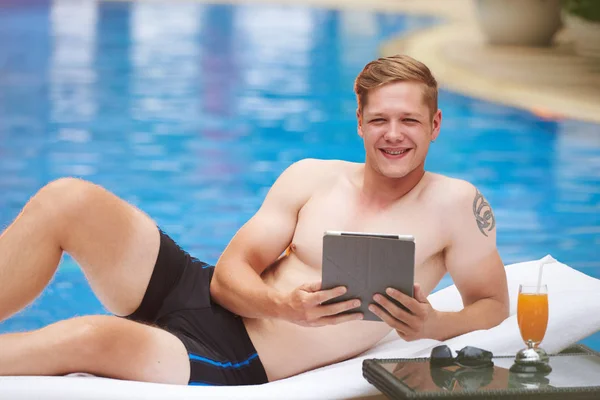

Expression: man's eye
xmin=371 ymin=119 xmax=385 ymax=123
xmin=404 ymin=118 xmax=418 ymax=123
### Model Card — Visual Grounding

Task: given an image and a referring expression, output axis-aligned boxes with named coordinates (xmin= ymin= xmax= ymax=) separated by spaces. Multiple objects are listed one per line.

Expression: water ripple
xmin=0 ymin=1 xmax=598 ymax=349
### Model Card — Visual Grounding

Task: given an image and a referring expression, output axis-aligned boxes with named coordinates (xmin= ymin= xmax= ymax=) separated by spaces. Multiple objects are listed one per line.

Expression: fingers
xmin=414 ymin=283 xmax=428 ymax=303
xmin=369 ymin=286 xmax=433 ymax=340
xmin=301 ymin=281 xmax=322 ymax=293
xmin=293 ymin=284 xmax=363 ymax=326
xmin=302 ymin=301 xmax=363 ymax=327
xmin=372 ymin=294 xmax=418 ymax=324
xmin=383 ymin=288 xmax=426 ymax=317
xmin=297 ymin=283 xmax=346 ymax=307
xmin=311 ymin=285 xmax=348 ymax=306
xmin=368 ymin=303 xmax=410 ymax=334
xmin=319 ymin=298 xmax=362 ymax=317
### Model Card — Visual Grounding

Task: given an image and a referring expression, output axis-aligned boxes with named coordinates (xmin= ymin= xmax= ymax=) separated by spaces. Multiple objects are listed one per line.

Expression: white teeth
xmin=383 ymin=149 xmax=408 ymax=155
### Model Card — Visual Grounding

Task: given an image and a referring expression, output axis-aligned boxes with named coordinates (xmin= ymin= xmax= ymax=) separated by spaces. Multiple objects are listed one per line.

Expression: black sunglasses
xmin=430 ymin=345 xmax=494 ymax=369
xmin=429 ymin=345 xmax=495 ymax=391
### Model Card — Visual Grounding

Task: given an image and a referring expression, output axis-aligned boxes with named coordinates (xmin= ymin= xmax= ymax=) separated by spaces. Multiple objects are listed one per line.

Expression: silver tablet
xmin=321 ymin=231 xmax=415 ymax=322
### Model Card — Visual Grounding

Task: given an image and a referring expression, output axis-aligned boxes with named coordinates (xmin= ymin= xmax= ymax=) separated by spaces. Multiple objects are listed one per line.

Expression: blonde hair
xmin=354 ymin=54 xmax=438 ymax=117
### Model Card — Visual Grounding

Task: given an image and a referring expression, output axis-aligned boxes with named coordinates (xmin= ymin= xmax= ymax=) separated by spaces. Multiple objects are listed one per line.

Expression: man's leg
xmin=0 ymin=315 xmax=189 ymax=384
xmin=0 ymin=177 xmax=190 ymax=383
xmin=0 ymin=177 xmax=160 ymax=319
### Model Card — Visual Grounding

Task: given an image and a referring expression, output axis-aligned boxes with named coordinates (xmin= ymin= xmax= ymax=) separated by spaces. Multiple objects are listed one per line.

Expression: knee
xmin=61 ymin=316 xmax=121 ymax=361
xmin=33 ymin=177 xmax=99 ymax=221
xmin=39 ymin=177 xmax=93 ymax=201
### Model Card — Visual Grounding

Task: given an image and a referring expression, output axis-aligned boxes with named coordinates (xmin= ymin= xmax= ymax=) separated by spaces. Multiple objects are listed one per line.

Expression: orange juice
xmin=517 ymin=293 xmax=549 ymax=345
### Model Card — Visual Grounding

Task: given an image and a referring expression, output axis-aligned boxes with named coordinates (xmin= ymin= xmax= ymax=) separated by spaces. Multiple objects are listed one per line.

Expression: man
xmin=0 ymin=55 xmax=509 ymax=387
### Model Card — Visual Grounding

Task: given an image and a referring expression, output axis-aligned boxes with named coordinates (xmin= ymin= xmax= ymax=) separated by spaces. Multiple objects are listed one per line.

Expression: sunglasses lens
xmin=455 ymin=346 xmax=494 ymax=368
xmin=430 ymin=345 xmax=455 ymax=368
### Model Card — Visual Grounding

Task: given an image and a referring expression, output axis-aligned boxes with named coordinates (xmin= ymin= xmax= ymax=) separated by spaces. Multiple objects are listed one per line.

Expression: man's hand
xmin=283 ymin=282 xmax=364 ymax=327
xmin=369 ymin=283 xmax=439 ymax=341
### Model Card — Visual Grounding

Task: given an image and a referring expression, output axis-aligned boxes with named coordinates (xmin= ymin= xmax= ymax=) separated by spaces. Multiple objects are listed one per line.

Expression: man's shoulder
xmin=424 ymin=173 xmax=478 ymax=204
xmin=284 ymin=158 xmax=355 ymax=183
xmin=273 ymin=159 xmax=356 ymax=202
xmin=425 ymin=173 xmax=496 ymax=238
xmin=288 ymin=158 xmax=353 ymax=172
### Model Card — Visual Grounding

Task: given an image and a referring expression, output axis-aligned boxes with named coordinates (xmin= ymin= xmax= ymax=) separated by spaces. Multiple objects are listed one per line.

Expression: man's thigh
xmin=6 ymin=314 xmax=190 ymax=385
xmin=47 ymin=178 xmax=162 ymax=317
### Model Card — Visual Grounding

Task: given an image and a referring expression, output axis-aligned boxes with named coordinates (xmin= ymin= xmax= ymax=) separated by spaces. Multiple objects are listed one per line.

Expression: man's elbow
xmin=209 ymin=269 xmax=226 ymax=305
xmin=489 ymin=295 xmax=510 ymax=328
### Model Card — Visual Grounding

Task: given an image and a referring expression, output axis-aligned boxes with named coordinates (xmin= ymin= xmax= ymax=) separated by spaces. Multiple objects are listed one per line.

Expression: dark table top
xmin=363 ymin=344 xmax=600 ymax=399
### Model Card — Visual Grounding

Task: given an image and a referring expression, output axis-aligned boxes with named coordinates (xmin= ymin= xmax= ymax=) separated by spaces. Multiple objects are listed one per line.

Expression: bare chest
xmin=290 ymin=188 xmax=446 ymax=281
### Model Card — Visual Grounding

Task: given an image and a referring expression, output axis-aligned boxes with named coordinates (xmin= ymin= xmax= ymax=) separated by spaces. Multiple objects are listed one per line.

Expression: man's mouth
xmin=382 ymin=149 xmax=409 ymax=155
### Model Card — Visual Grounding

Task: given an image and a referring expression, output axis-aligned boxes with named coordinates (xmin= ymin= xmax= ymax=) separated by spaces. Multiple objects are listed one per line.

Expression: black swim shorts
xmin=124 ymin=228 xmax=269 ymax=386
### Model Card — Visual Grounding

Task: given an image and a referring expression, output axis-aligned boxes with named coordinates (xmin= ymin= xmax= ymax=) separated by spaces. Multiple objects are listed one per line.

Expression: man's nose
xmin=384 ymin=122 xmax=405 ymax=141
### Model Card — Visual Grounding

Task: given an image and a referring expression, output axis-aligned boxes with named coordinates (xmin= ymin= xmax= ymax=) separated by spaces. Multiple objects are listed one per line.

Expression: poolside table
xmin=363 ymin=344 xmax=600 ymax=399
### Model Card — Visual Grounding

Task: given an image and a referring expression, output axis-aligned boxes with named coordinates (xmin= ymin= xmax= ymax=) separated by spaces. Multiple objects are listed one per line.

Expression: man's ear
xmin=430 ymin=109 xmax=442 ymax=142
xmin=356 ymin=109 xmax=364 ymax=138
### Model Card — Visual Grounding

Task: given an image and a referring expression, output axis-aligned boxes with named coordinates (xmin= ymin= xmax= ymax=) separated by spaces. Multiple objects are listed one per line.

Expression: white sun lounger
xmin=1 ymin=255 xmax=599 ymax=400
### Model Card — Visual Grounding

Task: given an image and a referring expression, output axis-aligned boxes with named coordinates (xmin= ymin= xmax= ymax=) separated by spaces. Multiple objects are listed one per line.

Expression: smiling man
xmin=0 ymin=55 xmax=509 ymax=386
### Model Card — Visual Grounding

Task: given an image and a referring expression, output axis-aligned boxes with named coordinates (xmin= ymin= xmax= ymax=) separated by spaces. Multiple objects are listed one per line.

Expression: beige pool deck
xmin=127 ymin=0 xmax=599 ymax=125
xmin=375 ymin=0 xmax=600 ymax=125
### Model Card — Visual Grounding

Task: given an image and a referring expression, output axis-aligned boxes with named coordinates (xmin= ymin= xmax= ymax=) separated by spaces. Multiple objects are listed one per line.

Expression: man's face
xmin=357 ymin=81 xmax=441 ymax=179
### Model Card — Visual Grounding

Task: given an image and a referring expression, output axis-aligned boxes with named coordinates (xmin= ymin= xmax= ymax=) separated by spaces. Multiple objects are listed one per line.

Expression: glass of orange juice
xmin=517 ymin=284 xmax=549 ymax=347
xmin=511 ymin=284 xmax=552 ymax=374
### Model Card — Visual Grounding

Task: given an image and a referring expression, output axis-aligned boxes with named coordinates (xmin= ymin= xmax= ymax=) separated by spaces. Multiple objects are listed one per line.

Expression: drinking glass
xmin=510 ymin=284 xmax=552 ymax=374
xmin=517 ymin=284 xmax=549 ymax=348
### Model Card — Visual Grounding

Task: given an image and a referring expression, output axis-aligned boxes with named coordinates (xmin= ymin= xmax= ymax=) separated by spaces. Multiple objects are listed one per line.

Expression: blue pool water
xmin=1 ymin=1 xmax=599 ymax=348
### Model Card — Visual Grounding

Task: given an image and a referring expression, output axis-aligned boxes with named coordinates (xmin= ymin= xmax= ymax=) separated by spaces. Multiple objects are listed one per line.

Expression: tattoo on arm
xmin=473 ymin=189 xmax=495 ymax=237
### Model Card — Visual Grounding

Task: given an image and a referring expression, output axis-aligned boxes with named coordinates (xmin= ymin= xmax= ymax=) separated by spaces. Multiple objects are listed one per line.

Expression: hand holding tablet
xmin=320 ymin=231 xmax=416 ymax=322
xmin=283 ymin=281 xmax=365 ymax=327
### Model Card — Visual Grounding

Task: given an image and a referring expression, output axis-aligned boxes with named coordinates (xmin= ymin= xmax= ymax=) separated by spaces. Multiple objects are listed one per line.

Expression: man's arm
xmin=368 ymin=181 xmax=509 ymax=341
xmin=429 ymin=183 xmax=509 ymax=340
xmin=210 ymin=159 xmax=363 ymax=324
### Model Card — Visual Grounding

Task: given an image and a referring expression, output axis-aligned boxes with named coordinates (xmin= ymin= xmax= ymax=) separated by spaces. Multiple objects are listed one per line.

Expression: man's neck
xmin=359 ymin=164 xmax=426 ymax=209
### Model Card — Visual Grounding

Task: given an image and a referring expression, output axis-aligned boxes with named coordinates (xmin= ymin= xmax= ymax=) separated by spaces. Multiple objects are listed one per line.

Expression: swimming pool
xmin=1 ymin=1 xmax=599 ymax=349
